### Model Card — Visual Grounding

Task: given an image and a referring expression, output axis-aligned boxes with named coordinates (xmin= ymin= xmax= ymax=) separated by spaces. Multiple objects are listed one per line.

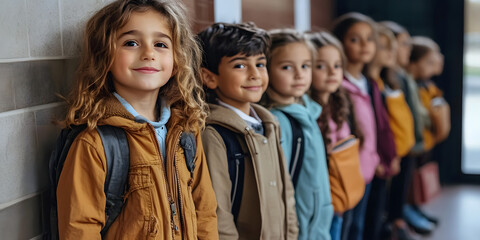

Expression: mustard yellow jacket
xmin=373 ymin=78 xmax=415 ymax=157
xmin=418 ymin=81 xmax=444 ymax=150
xmin=57 ymin=97 xmax=218 ymax=240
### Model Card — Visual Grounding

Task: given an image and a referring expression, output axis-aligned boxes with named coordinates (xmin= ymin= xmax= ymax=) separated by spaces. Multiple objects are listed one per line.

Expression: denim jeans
xmin=341 ymin=182 xmax=372 ymax=240
xmin=330 ymin=214 xmax=343 ymax=240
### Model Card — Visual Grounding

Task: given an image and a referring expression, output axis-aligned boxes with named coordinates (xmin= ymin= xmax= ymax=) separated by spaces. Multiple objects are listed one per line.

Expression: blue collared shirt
xmin=113 ymin=92 xmax=171 ymax=159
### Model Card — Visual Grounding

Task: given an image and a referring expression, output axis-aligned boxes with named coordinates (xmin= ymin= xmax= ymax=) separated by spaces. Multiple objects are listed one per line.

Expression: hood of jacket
xmin=271 ymin=94 xmax=322 ymax=127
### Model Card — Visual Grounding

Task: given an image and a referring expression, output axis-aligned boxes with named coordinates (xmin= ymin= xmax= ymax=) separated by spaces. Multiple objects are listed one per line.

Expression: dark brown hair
xmin=409 ymin=36 xmax=439 ymax=63
xmin=197 ymin=22 xmax=270 ymax=103
xmin=331 ymin=12 xmax=376 ymax=45
xmin=197 ymin=22 xmax=270 ymax=74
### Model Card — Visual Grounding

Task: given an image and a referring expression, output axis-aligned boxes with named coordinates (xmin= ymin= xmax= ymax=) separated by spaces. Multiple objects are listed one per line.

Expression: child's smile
xmin=110 ymin=9 xmax=174 ymax=98
xmin=206 ymin=53 xmax=268 ymax=114
xmin=268 ymin=42 xmax=313 ymax=103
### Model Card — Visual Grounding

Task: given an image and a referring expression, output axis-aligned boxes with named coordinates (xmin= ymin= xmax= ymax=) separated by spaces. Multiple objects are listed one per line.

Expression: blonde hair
xmin=64 ymin=0 xmax=206 ymax=131
xmin=375 ymin=24 xmax=397 ymax=51
xmin=261 ymin=28 xmax=315 ymax=107
xmin=267 ymin=28 xmax=315 ymax=68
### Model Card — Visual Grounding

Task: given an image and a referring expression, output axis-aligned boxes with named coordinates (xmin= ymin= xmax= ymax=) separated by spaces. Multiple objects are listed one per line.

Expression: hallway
xmin=416 ymin=185 xmax=480 ymax=240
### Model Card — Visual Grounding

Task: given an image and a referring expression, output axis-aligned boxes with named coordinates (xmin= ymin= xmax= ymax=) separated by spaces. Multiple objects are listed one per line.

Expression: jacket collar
xmin=100 ymin=95 xmax=184 ymax=133
xmin=272 ymin=94 xmax=322 ymax=126
xmin=206 ymin=103 xmax=277 ymax=133
xmin=342 ymin=76 xmax=365 ymax=96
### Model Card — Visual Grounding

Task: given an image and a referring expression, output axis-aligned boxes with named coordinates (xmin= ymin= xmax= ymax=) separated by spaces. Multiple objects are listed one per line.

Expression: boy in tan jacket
xmin=198 ymin=22 xmax=298 ymax=240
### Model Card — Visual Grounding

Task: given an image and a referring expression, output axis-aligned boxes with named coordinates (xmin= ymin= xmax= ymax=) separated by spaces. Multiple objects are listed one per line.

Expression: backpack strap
xmin=97 ymin=125 xmax=130 ymax=238
xmin=48 ymin=124 xmax=88 ymax=240
xmin=209 ymin=124 xmax=246 ymax=223
xmin=180 ymin=132 xmax=197 ymax=178
xmin=280 ymin=111 xmax=304 ymax=187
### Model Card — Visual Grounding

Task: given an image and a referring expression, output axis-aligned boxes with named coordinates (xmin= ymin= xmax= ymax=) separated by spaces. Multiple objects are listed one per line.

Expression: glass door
xmin=462 ymin=0 xmax=480 ymax=174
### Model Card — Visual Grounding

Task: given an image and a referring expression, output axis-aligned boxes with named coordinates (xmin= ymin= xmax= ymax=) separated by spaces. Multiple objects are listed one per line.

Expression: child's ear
xmin=201 ymin=68 xmax=218 ymax=89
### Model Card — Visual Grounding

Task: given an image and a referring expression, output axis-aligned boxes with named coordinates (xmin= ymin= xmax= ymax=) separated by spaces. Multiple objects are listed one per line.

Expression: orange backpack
xmin=328 ymin=135 xmax=365 ymax=213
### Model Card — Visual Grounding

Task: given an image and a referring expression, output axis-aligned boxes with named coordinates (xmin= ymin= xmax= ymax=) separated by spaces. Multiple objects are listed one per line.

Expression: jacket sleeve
xmin=57 ymin=135 xmax=106 ymax=240
xmin=270 ymin=110 xmax=293 ymax=166
xmin=202 ymin=127 xmax=240 ymax=240
xmin=191 ymin=130 xmax=220 ymax=240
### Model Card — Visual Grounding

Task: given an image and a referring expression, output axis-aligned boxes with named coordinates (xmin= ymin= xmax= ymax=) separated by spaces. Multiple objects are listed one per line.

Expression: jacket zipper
xmin=231 ymin=159 xmax=240 ymax=206
xmin=172 ymin=131 xmax=187 ymax=238
xmin=148 ymin=124 xmax=178 ymax=238
xmin=290 ymin=137 xmax=302 ymax=176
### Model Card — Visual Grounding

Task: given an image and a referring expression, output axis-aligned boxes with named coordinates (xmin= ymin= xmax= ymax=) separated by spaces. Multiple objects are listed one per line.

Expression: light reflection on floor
xmin=416 ymin=185 xmax=480 ymax=240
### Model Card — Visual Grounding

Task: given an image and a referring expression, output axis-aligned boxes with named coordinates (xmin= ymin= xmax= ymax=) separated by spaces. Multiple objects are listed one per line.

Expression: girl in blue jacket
xmin=261 ymin=28 xmax=333 ymax=240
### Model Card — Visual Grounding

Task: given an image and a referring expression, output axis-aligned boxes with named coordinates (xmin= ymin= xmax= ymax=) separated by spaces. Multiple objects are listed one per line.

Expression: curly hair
xmin=64 ymin=0 xmax=206 ymax=131
xmin=308 ymin=31 xmax=364 ymax=147
xmin=197 ymin=22 xmax=270 ymax=103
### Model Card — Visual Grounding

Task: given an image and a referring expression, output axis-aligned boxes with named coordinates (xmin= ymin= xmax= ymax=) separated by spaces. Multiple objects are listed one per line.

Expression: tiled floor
xmin=413 ymin=185 xmax=480 ymax=240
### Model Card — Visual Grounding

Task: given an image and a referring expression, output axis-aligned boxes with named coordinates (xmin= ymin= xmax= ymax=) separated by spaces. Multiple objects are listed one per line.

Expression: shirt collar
xmin=217 ymin=99 xmax=262 ymax=125
xmin=113 ymin=92 xmax=170 ymax=127
xmin=345 ymin=71 xmax=368 ymax=94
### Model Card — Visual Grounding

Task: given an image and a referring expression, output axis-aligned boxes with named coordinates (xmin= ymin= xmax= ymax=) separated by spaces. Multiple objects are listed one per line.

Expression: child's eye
xmin=302 ymin=64 xmax=311 ymax=69
xmin=316 ymin=64 xmax=325 ymax=69
xmin=155 ymin=42 xmax=168 ymax=48
xmin=124 ymin=40 xmax=138 ymax=47
xmin=256 ymin=63 xmax=266 ymax=68
xmin=234 ymin=64 xmax=246 ymax=69
xmin=350 ymin=37 xmax=358 ymax=43
xmin=281 ymin=65 xmax=292 ymax=70
xmin=335 ymin=64 xmax=342 ymax=69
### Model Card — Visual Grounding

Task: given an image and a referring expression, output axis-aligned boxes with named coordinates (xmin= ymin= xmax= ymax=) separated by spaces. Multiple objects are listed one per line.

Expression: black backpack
xmin=280 ymin=111 xmax=305 ymax=187
xmin=45 ymin=124 xmax=130 ymax=240
xmin=209 ymin=117 xmax=304 ymax=221
xmin=209 ymin=124 xmax=247 ymax=223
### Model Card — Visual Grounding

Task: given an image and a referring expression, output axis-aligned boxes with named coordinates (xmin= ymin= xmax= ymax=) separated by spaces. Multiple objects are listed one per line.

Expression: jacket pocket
xmin=308 ymin=190 xmax=334 ymax=238
xmin=145 ymin=216 xmax=159 ymax=239
xmin=184 ymin=184 xmax=198 ymax=239
xmin=122 ymin=166 xmax=155 ymax=238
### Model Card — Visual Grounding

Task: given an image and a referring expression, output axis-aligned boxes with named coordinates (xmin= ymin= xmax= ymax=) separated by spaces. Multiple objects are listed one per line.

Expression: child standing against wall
xmin=56 ymin=0 xmax=218 ymax=239
xmin=261 ymin=28 xmax=333 ymax=240
xmin=332 ymin=12 xmax=382 ymax=240
xmin=308 ymin=31 xmax=364 ymax=240
xmin=198 ymin=22 xmax=298 ymax=240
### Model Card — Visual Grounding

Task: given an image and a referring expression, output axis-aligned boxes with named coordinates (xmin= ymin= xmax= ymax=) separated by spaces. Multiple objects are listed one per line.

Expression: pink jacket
xmin=342 ymin=78 xmax=380 ymax=184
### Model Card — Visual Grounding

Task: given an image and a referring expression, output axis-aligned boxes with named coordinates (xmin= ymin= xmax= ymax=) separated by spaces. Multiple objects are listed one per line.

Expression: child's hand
xmin=390 ymin=157 xmax=401 ymax=176
xmin=375 ymin=164 xmax=385 ymax=177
